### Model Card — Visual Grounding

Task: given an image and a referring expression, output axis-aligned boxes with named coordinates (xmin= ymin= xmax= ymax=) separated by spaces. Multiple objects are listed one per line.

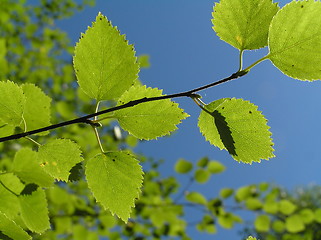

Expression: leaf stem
xmin=0 ymin=71 xmax=248 ymax=142
xmin=92 ymin=126 xmax=105 ymax=153
xmin=243 ymin=54 xmax=270 ymax=72
xmin=238 ymin=50 xmax=244 ymax=72
xmin=24 ymin=136 xmax=41 ymax=146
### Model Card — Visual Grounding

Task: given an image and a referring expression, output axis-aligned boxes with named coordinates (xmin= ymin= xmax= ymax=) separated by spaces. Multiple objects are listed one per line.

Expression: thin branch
xmin=0 ymin=71 xmax=248 ymax=143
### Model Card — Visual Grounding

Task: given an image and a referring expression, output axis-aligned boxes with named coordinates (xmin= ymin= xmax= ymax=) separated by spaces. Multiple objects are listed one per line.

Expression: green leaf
xmin=73 ymin=12 xmax=139 ymax=101
xmin=0 ymin=80 xmax=25 ymax=126
xmin=185 ymin=192 xmax=207 ymax=205
xmin=246 ymin=237 xmax=257 ymax=240
xmin=235 ymin=185 xmax=255 ymax=202
xmin=268 ymin=0 xmax=321 ymax=80
xmin=19 ymin=188 xmax=50 ymax=233
xmin=174 ymin=159 xmax=193 ymax=174
xmin=263 ymin=200 xmax=279 ymax=214
xmin=197 ymin=157 xmax=209 ymax=168
xmin=299 ymin=208 xmax=314 ymax=224
xmin=0 ymin=174 xmax=23 ymax=218
xmin=0 ymin=211 xmax=31 ymax=240
xmin=272 ymin=220 xmax=285 ymax=233
xmin=21 ymin=83 xmax=51 ymax=135
xmin=285 ymin=214 xmax=305 ymax=233
xmin=194 ymin=169 xmax=210 ymax=184
xmin=114 ymin=85 xmax=189 ymax=140
xmin=220 ymin=188 xmax=234 ymax=199
xmin=38 ymin=139 xmax=83 ymax=181
xmin=212 ymin=0 xmax=279 ymax=50
xmin=255 ymin=215 xmax=270 ymax=232
xmin=85 ymin=152 xmax=143 ymax=222
xmin=245 ymin=197 xmax=263 ymax=210
xmin=314 ymin=208 xmax=321 ymax=223
xmin=13 ymin=148 xmax=54 ymax=187
xmin=279 ymin=199 xmax=297 ymax=216
xmin=218 ymin=213 xmax=242 ymax=229
xmin=207 ymin=160 xmax=225 ymax=174
xmin=198 ymin=98 xmax=274 ymax=164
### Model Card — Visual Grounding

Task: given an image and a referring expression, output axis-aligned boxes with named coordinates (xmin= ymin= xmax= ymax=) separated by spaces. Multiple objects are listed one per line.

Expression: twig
xmin=0 ymin=70 xmax=247 ymax=143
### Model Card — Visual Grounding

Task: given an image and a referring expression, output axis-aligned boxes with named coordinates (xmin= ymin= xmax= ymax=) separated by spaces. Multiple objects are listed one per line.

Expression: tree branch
xmin=0 ymin=70 xmax=247 ymax=143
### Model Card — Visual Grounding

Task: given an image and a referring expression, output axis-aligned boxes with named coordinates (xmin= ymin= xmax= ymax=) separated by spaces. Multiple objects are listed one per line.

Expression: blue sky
xmin=57 ymin=0 xmax=321 ymax=238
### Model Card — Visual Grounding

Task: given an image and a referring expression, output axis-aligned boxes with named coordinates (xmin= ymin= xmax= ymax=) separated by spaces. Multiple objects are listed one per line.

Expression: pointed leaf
xmin=268 ymin=0 xmax=321 ymax=80
xmin=0 ymin=174 xmax=23 ymax=218
xmin=38 ymin=139 xmax=83 ymax=181
xmin=114 ymin=85 xmax=189 ymax=140
xmin=212 ymin=0 xmax=279 ymax=50
xmin=207 ymin=160 xmax=225 ymax=174
xmin=0 ymin=211 xmax=31 ymax=240
xmin=198 ymin=98 xmax=274 ymax=164
xmin=21 ymin=84 xmax=51 ymax=135
xmin=255 ymin=215 xmax=270 ymax=232
xmin=13 ymin=148 xmax=54 ymax=187
xmin=73 ymin=12 xmax=139 ymax=101
xmin=86 ymin=152 xmax=143 ymax=222
xmin=0 ymin=80 xmax=25 ymax=126
xmin=185 ymin=192 xmax=207 ymax=205
xmin=19 ymin=188 xmax=50 ymax=233
xmin=285 ymin=214 xmax=305 ymax=233
xmin=174 ymin=158 xmax=193 ymax=174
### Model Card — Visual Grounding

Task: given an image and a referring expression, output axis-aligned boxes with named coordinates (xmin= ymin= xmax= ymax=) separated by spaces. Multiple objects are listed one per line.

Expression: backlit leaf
xmin=207 ymin=160 xmax=225 ymax=174
xmin=198 ymin=98 xmax=274 ymax=164
xmin=268 ymin=0 xmax=321 ymax=80
xmin=279 ymin=199 xmax=297 ymax=215
xmin=285 ymin=214 xmax=305 ymax=233
xmin=255 ymin=215 xmax=270 ymax=232
xmin=19 ymin=188 xmax=50 ymax=233
xmin=185 ymin=192 xmax=207 ymax=205
xmin=114 ymin=85 xmax=189 ymax=140
xmin=212 ymin=0 xmax=279 ymax=50
xmin=38 ymin=139 xmax=83 ymax=181
xmin=86 ymin=152 xmax=143 ymax=222
xmin=0 ymin=80 xmax=25 ymax=127
xmin=174 ymin=159 xmax=193 ymax=174
xmin=13 ymin=148 xmax=54 ymax=187
xmin=21 ymin=84 xmax=51 ymax=135
xmin=194 ymin=169 xmax=210 ymax=184
xmin=73 ymin=12 xmax=139 ymax=101
xmin=0 ymin=211 xmax=31 ymax=240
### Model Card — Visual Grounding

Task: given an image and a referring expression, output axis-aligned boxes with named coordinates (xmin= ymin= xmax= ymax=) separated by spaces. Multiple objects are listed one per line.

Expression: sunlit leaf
xmin=38 ymin=139 xmax=83 ymax=181
xmin=13 ymin=148 xmax=54 ymax=187
xmin=19 ymin=188 xmax=50 ymax=233
xmin=0 ymin=211 xmax=31 ymax=240
xmin=0 ymin=174 xmax=23 ymax=218
xmin=268 ymin=0 xmax=321 ymax=80
xmin=194 ymin=169 xmax=210 ymax=184
xmin=272 ymin=220 xmax=285 ymax=233
xmin=114 ymin=85 xmax=189 ymax=140
xmin=185 ymin=192 xmax=207 ymax=205
xmin=73 ymin=12 xmax=139 ymax=101
xmin=86 ymin=152 xmax=143 ymax=222
xmin=255 ymin=215 xmax=270 ymax=232
xmin=212 ymin=0 xmax=279 ymax=50
xmin=207 ymin=160 xmax=225 ymax=174
xmin=21 ymin=83 xmax=51 ymax=135
xmin=220 ymin=188 xmax=234 ymax=199
xmin=198 ymin=98 xmax=274 ymax=164
xmin=174 ymin=159 xmax=193 ymax=174
xmin=0 ymin=80 xmax=25 ymax=127
xmin=285 ymin=214 xmax=305 ymax=233
xmin=279 ymin=199 xmax=297 ymax=215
